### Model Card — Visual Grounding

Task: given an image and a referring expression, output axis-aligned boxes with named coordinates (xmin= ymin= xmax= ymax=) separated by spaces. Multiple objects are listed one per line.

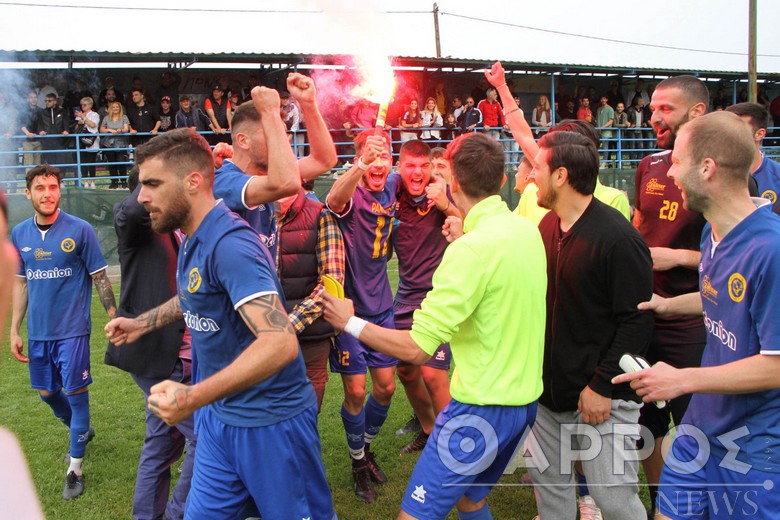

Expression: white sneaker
xmin=578 ymin=495 xmax=604 ymax=520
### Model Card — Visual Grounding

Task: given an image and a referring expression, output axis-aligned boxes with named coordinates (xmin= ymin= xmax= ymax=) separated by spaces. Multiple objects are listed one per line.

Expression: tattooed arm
xmin=147 ymin=293 xmax=298 ymax=425
xmin=104 ymin=296 xmax=182 ymax=346
xmin=91 ymin=269 xmax=117 ymax=319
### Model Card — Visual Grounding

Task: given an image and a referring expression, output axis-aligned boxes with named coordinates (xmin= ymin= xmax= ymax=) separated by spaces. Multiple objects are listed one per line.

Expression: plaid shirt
xmin=279 ymin=207 xmax=345 ymax=334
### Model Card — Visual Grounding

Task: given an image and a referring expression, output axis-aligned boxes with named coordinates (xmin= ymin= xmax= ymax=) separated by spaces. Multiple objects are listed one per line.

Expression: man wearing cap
xmin=175 ymin=95 xmax=213 ymax=134
xmin=204 ymin=85 xmax=232 ymax=145
xmin=158 ymin=96 xmax=176 ymax=133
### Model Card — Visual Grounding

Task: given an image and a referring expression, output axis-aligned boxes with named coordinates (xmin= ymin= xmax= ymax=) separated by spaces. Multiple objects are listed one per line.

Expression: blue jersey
xmin=753 ymin=154 xmax=780 ymax=204
xmin=213 ymin=160 xmax=278 ymax=259
xmin=328 ymin=172 xmax=399 ymax=317
xmin=177 ymin=201 xmax=314 ymax=428
xmin=11 ymin=210 xmax=107 ymax=340
xmin=682 ymin=203 xmax=780 ymax=471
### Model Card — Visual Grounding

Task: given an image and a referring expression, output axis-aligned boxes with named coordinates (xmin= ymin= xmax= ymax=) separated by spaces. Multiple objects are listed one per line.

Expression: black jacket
xmin=104 ymin=185 xmax=184 ymax=378
xmin=538 ymin=198 xmax=654 ymax=412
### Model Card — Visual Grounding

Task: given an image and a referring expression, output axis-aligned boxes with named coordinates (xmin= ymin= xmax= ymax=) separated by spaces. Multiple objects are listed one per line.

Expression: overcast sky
xmin=0 ymin=0 xmax=778 ymax=75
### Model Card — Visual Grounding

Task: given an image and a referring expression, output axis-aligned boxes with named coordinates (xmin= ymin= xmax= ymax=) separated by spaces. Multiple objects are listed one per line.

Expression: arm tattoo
xmin=134 ymin=297 xmax=182 ymax=333
xmin=238 ymin=294 xmax=294 ymax=337
xmin=92 ymin=270 xmax=117 ymax=318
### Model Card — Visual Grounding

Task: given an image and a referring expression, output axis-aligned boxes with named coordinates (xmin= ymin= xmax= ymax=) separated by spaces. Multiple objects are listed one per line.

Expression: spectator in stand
xmin=576 ymin=97 xmax=593 ymax=124
xmin=470 ymin=76 xmax=489 ymax=104
xmin=27 ymin=93 xmax=70 ymax=169
xmin=559 ymin=99 xmax=577 ymax=120
xmin=330 ymin=98 xmax=356 ymax=165
xmin=553 ymin=101 xmax=562 ymax=124
xmin=477 ymin=87 xmax=506 ymax=141
xmin=174 ymin=95 xmax=213 ymax=133
xmin=20 ymin=91 xmax=41 ymax=175
xmin=451 ymin=96 xmax=464 ymax=120
xmin=73 ymin=97 xmax=100 ymax=189
xmin=125 ymin=77 xmax=148 ymax=111
xmin=0 ymin=93 xmax=17 ymax=192
xmin=605 ymin=80 xmax=625 ymax=110
xmin=33 ymin=75 xmax=58 ymax=109
xmin=613 ymin=102 xmax=631 ymax=165
xmin=97 ymin=87 xmax=118 ymax=122
xmin=427 ymin=80 xmax=450 ymax=116
xmin=204 ymin=85 xmax=232 ymax=145
xmin=503 ymin=95 xmax=522 ymax=168
xmin=627 ymin=95 xmax=651 ymax=161
xmin=64 ymin=79 xmax=93 ymax=122
xmin=419 ymin=97 xmax=443 ymax=142
xmin=457 ymin=96 xmax=482 ymax=133
xmin=127 ymin=88 xmax=161 ymax=147
xmin=98 ymin=76 xmax=123 ymax=108
xmin=240 ymin=76 xmax=259 ymax=104
xmin=229 ymin=90 xmax=241 ymax=116
xmin=400 ymin=99 xmax=422 ymax=142
xmin=624 ymin=79 xmax=650 ymax=111
xmin=154 ymin=71 xmax=181 ymax=113
xmin=595 ymin=95 xmax=615 ymax=167
xmin=531 ymin=95 xmax=553 ymax=137
xmin=157 ymin=96 xmax=176 ymax=133
xmin=587 ymin=86 xmax=599 ymax=109
xmin=100 ymin=101 xmax=131 ymax=190
xmin=441 ymin=112 xmax=459 ymax=142
xmin=349 ymin=98 xmax=377 ymax=130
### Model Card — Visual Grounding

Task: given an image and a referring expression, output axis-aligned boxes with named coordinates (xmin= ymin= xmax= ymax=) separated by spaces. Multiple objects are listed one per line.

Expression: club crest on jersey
xmin=644 ymin=178 xmax=666 ymax=196
xmin=701 ymin=275 xmax=719 ymax=305
xmin=728 ymin=273 xmax=746 ymax=303
xmin=761 ymin=189 xmax=777 ymax=204
xmin=60 ymin=238 xmax=76 ymax=253
xmin=411 ymin=484 xmax=427 ymax=504
xmin=34 ymin=248 xmax=52 ymax=260
xmin=187 ymin=267 xmax=203 ymax=294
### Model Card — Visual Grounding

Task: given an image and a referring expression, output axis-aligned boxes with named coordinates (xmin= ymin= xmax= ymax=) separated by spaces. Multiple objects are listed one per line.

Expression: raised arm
xmin=325 ymin=134 xmax=384 ymax=213
xmin=485 ymin=62 xmax=540 ymax=165
xmin=287 ymin=73 xmax=338 ymax=181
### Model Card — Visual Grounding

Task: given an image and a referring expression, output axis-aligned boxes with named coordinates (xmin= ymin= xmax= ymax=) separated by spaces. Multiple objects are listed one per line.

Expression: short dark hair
xmin=538 ymin=131 xmax=599 ymax=196
xmin=725 ymin=102 xmax=770 ymax=131
xmin=135 ymin=128 xmax=214 ymax=185
xmin=682 ymin=111 xmax=754 ymax=186
xmin=549 ymin=119 xmax=600 ymax=149
xmin=445 ymin=133 xmax=504 ymax=199
xmin=655 ymin=75 xmax=709 ymax=107
xmin=130 ymin=88 xmax=144 ymax=96
xmin=354 ymin=129 xmax=391 ymax=156
xmin=26 ymin=163 xmax=62 ymax=189
xmin=231 ymin=102 xmax=261 ymax=133
xmin=127 ymin=165 xmax=140 ymax=192
xmin=399 ymin=139 xmax=431 ymax=160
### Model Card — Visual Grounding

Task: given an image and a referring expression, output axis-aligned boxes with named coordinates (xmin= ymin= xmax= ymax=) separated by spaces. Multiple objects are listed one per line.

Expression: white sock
xmin=68 ymin=456 xmax=83 ymax=476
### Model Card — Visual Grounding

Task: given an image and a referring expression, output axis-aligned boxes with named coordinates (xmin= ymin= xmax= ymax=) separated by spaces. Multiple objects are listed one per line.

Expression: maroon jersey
xmin=393 ymin=188 xmax=450 ymax=305
xmin=634 ymin=150 xmax=706 ymax=329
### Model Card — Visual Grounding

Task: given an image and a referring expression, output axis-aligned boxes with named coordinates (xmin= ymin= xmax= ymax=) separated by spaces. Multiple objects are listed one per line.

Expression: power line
xmin=0 ymin=1 xmax=428 ymax=14
xmin=441 ymin=12 xmax=780 ymax=58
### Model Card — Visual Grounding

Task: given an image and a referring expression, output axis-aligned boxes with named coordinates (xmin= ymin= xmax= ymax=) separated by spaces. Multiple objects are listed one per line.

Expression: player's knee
xmin=344 ymin=385 xmax=367 ymax=408
xmin=396 ymin=365 xmax=421 ymax=385
xmin=372 ymin=379 xmax=396 ymax=402
xmin=38 ymin=389 xmax=53 ymax=397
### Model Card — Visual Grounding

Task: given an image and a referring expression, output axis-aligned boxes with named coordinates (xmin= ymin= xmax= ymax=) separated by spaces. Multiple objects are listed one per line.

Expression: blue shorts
xmin=330 ymin=308 xmax=397 ymax=374
xmin=28 ymin=335 xmax=92 ymax=393
xmin=394 ymin=301 xmax=452 ymax=370
xmin=658 ymin=430 xmax=780 ymax=519
xmin=400 ymin=399 xmax=538 ymax=519
xmin=186 ymin=404 xmax=334 ymax=520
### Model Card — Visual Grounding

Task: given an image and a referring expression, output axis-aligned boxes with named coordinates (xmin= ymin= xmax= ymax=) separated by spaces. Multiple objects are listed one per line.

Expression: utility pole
xmin=748 ymin=0 xmax=757 ymax=102
xmin=433 ymin=3 xmax=441 ymax=59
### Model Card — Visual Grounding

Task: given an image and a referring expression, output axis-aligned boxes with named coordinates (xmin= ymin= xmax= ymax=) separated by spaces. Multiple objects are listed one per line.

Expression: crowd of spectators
xmin=0 ymin=70 xmax=777 ymax=191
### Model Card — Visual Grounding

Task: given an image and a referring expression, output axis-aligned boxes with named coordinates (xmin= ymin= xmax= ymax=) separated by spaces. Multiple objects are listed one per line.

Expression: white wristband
xmin=344 ymin=316 xmax=368 ymax=339
xmin=357 ymin=157 xmax=369 ymax=171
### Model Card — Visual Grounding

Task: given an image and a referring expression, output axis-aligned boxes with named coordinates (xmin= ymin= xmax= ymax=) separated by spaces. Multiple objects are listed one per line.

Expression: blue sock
xmin=40 ymin=390 xmax=72 ymax=427
xmin=341 ymin=404 xmax=365 ymax=459
xmin=458 ymin=503 xmax=493 ymax=520
xmin=66 ymin=391 xmax=90 ymax=458
xmin=577 ymin=469 xmax=589 ymax=496
xmin=364 ymin=393 xmax=390 ymax=446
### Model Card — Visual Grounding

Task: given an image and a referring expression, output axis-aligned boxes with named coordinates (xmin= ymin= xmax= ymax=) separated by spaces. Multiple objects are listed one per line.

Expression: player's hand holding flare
xmin=322 ymin=292 xmax=356 ymax=331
